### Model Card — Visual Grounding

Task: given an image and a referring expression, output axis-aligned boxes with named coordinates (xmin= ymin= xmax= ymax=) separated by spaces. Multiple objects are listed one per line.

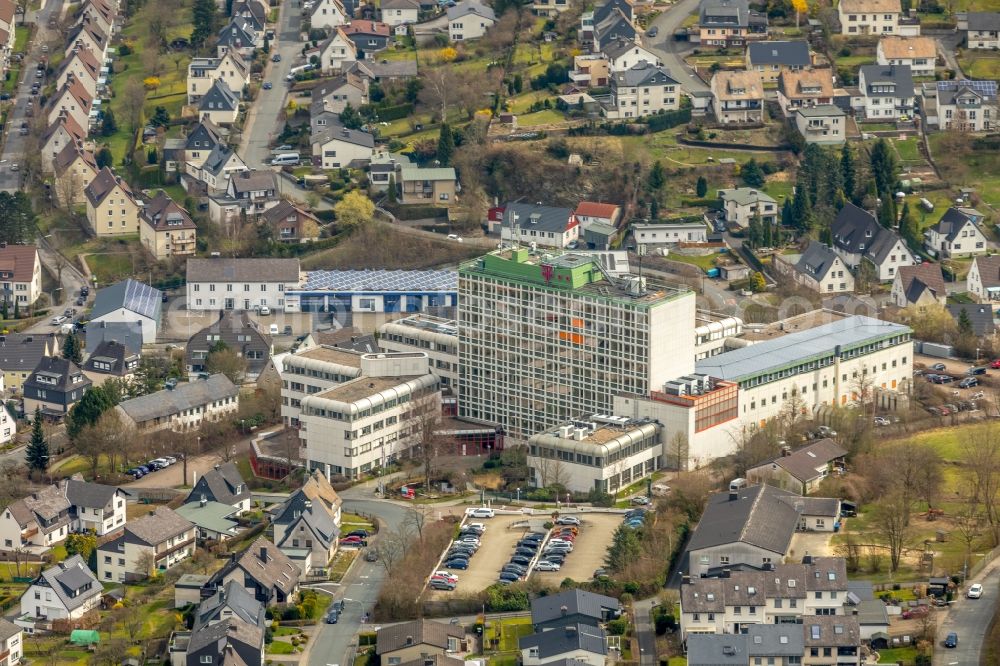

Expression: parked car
xmin=50 ymin=315 xmax=67 ymax=325
xmin=543 ymin=553 xmax=565 ymax=564
xmin=325 ymin=610 xmax=340 ymax=624
xmin=502 ymin=564 xmax=527 ymax=576
xmin=346 ymin=529 xmax=369 ymax=538
xmin=874 ymin=416 xmax=890 ymax=426
xmin=262 ymin=81 xmax=272 ymax=90
xmin=258 ymin=305 xmax=271 ymax=316
xmin=968 ymin=583 xmax=983 ymax=599
xmin=498 ymin=572 xmax=520 ymax=583
xmin=969 ymin=366 xmax=988 ymax=375
xmin=510 ymin=555 xmax=532 ymax=566
xmin=944 ymin=632 xmax=958 ymax=648
xmin=555 ymin=515 xmax=581 ymax=526
xmin=932 ymin=374 xmax=955 ymax=384
xmin=469 ymin=507 xmax=495 ymax=518
xmin=991 ymin=359 xmax=1000 ymax=369
xmin=816 ymin=425 xmax=837 ymax=437
xmin=930 ymin=363 xmax=947 ymax=371
xmin=926 ymin=406 xmax=941 ymax=416
xmin=536 ymin=561 xmax=561 ymax=571
xmin=164 ymin=456 xmax=177 ymax=465
xmin=464 ymin=523 xmax=487 ymax=533
xmin=959 ymin=377 xmax=979 ymax=388
xmin=631 ymin=495 xmax=650 ymax=505
xmin=514 ymin=548 xmax=537 ymax=558
xmin=430 ymin=579 xmax=456 ymax=591
xmin=444 ymin=559 xmax=469 ymax=570
xmin=272 ymin=53 xmax=282 ymax=62
xmin=433 ymin=571 xmax=458 ymax=582
xmin=646 ymin=25 xmax=658 ymax=37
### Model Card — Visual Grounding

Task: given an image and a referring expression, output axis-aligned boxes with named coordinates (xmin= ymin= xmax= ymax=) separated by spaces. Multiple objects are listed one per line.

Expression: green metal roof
xmin=175 ymin=501 xmax=240 ymax=535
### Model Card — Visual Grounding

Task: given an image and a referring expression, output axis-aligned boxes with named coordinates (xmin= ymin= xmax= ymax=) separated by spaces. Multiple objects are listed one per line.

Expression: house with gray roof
xmin=924 ymin=207 xmax=988 ymax=258
xmin=194 ymin=580 xmax=265 ymax=630
xmin=961 ymin=11 xmax=1000 ymax=49
xmin=97 ymin=506 xmax=196 ymax=582
xmin=519 ymin=624 xmax=608 ymax=666
xmin=686 ymin=624 xmax=806 ymax=665
xmin=697 ymin=0 xmax=767 ymax=47
xmin=933 ymin=80 xmax=998 ymax=132
xmin=352 ymin=58 xmax=419 ymax=81
xmin=185 ymin=258 xmax=301 ymax=312
xmin=90 ymin=278 xmax=162 ymax=344
xmin=186 ymin=616 xmax=265 ymax=666
xmin=312 ymin=123 xmax=376 ymax=169
xmin=273 ymin=494 xmax=340 ymax=575
xmin=23 ymin=356 xmax=92 ymax=419
xmin=0 ymin=333 xmax=59 ymax=393
xmin=216 ymin=17 xmax=258 ymax=59
xmin=531 ymin=590 xmax=621 ymax=632
xmin=376 ymin=620 xmax=466 ymax=666
xmin=831 ymin=203 xmax=916 ymax=281
xmin=185 ymin=311 xmax=272 ymax=381
xmin=717 ymin=188 xmax=776 ymax=228
xmin=206 ymin=537 xmax=300 ymax=604
xmin=858 ymin=64 xmax=915 ymax=120
xmin=0 ymin=483 xmax=72 ymax=553
xmin=773 ymin=241 xmax=855 ymax=295
xmin=190 ymin=144 xmax=248 ymax=194
xmin=590 ymin=3 xmax=636 ymax=52
xmin=62 ymin=476 xmax=128 ymax=535
xmin=17 ymin=555 xmax=101 ymax=630
xmin=185 ymin=462 xmax=252 ymax=514
xmin=501 ymin=202 xmax=580 ymax=249
xmin=794 ymin=104 xmax=847 ymax=145
xmin=685 ymin=634 xmax=748 ymax=666
xmin=176 ymin=499 xmax=243 ymax=541
xmin=745 ymin=41 xmax=811 ymax=83
xmin=272 ymin=471 xmax=343 ymax=546
xmin=948 ymin=303 xmax=996 ymax=337
xmin=117 ymin=374 xmax=239 ymax=433
xmin=82 ymin=339 xmax=140 ymax=386
xmin=607 ymin=61 xmax=680 ymax=119
xmin=399 ymin=165 xmax=457 ymax=205
xmin=198 ymin=79 xmax=241 ymax=126
xmin=746 ymin=438 xmax=848 ymax=495
xmin=447 ymin=1 xmax=495 ymax=41
xmin=85 ymin=320 xmax=143 ymax=356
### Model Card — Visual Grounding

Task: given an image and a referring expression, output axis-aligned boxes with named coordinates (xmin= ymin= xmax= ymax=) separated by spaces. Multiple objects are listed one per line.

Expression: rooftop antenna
xmin=510 ymin=211 xmax=521 ymax=250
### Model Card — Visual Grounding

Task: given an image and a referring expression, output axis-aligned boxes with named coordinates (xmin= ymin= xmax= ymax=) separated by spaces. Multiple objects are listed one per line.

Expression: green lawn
xmin=858 ymin=122 xmax=897 ymax=132
xmin=516 ymin=109 xmax=565 ymax=127
xmin=877 ymin=647 xmax=918 ymax=664
xmin=13 ymin=25 xmax=29 ymax=53
xmin=485 ymin=617 xmax=533 ymax=652
xmin=84 ymin=242 xmax=141 ymax=285
xmin=891 ymin=137 xmax=922 ymax=163
xmin=959 ymin=51 xmax=1000 ymax=80
xmin=666 ymin=251 xmax=723 ymax=272
xmin=835 ymin=55 xmax=876 ymax=68
xmin=929 ymin=132 xmax=1000 ymax=208
xmin=3 ymin=66 xmax=19 ymax=94
xmin=267 ymin=640 xmax=296 ymax=655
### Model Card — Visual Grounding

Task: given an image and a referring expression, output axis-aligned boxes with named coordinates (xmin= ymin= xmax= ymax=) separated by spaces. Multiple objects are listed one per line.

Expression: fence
xmin=967 ymin=545 xmax=1000 ymax=581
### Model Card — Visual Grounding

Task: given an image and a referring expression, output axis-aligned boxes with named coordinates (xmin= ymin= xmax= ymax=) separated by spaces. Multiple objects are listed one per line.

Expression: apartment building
xmin=607 ymin=62 xmax=681 ymax=119
xmin=280 ymin=345 xmax=364 ymax=427
xmin=116 ymin=374 xmax=240 ymax=432
xmin=185 ymin=258 xmax=301 ymax=312
xmin=378 ymin=314 xmax=458 ymax=390
xmin=84 ymin=168 xmax=141 ymax=236
xmin=934 ymin=80 xmax=997 ymax=132
xmin=0 ymin=244 xmax=42 ymax=307
xmin=745 ymin=40 xmax=811 ymax=84
xmin=838 ymin=0 xmax=901 ymax=35
xmin=458 ymin=248 xmax=696 ymax=442
xmin=96 ymin=506 xmax=196 ymax=582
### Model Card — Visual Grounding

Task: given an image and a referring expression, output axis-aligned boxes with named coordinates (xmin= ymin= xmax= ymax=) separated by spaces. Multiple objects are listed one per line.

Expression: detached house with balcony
xmin=745 ymin=40 xmax=811 ymax=84
xmin=776 ymin=68 xmax=834 ymax=116
xmin=399 ymin=166 xmax=457 ymax=205
xmin=261 ymin=201 xmax=322 ymax=243
xmin=62 ymin=477 xmax=127 ymax=536
xmin=934 ymin=80 xmax=997 ymax=132
xmin=17 ymin=556 xmax=102 ymax=630
xmin=84 ymin=168 xmax=141 ymax=237
xmin=23 ymin=356 xmax=91 ymax=419
xmin=602 ymin=38 xmax=660 ymax=74
xmin=838 ymin=0 xmax=902 ymax=35
xmin=607 ymin=61 xmax=680 ymax=119
xmin=794 ymin=105 xmax=846 ymax=144
xmin=187 ymin=53 xmax=249 ymax=104
xmin=97 ymin=506 xmax=196 ymax=582
xmin=316 ymin=27 xmax=358 ymax=72
xmin=710 ymin=70 xmax=764 ymax=123
xmin=0 ymin=484 xmax=72 ymax=553
xmin=923 ymin=207 xmax=988 ymax=258
xmin=718 ymin=187 xmax=776 ymax=227
xmin=312 ymin=124 xmax=375 ymax=169
xmin=831 ymin=202 xmax=916 ymax=281
xmin=858 ymin=64 xmax=915 ymax=120
xmin=140 ymin=191 xmax=198 ymax=261
xmin=0 ymin=244 xmax=42 ymax=308
xmin=500 ymin=202 xmax=580 ymax=249
xmin=876 ymin=36 xmax=935 ymax=77
xmin=697 ymin=0 xmax=767 ymax=47
xmin=961 ymin=12 xmax=1000 ymax=49
xmin=209 ymin=170 xmax=281 ymax=223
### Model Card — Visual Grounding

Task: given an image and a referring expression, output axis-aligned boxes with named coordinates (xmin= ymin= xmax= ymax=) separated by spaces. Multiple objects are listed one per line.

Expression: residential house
xmin=838 ymin=0 xmax=901 ymax=35
xmin=923 ymin=207 xmax=987 ymax=258
xmin=185 ymin=462 xmax=251 ymax=514
xmin=683 ymin=485 xmax=841 ymax=577
xmin=84 ymin=168 xmax=141 ymax=236
xmin=0 ymin=334 xmax=58 ymax=394
xmin=399 ymin=166 xmax=457 ymax=205
xmin=308 ymin=0 xmax=348 ymax=30
xmin=261 ymin=201 xmax=322 ymax=243
xmin=794 ymin=105 xmax=847 ymax=144
xmin=89 ymin=278 xmax=162 ymax=344
xmin=64 ymin=22 xmax=108 ymax=62
xmin=175 ymin=499 xmax=242 ymax=541
xmin=574 ymin=202 xmax=622 ymax=231
xmin=187 ymin=53 xmax=249 ymax=104
xmin=830 ymin=202 xmax=916 ymax=281
xmin=312 ymin=124 xmax=375 ymax=169
xmin=140 ymin=191 xmax=198 ymax=261
xmin=23 ymin=356 xmax=91 ymax=418
xmin=633 ymin=222 xmax=708 ymax=245
xmin=448 ymin=1 xmax=495 ymax=41
xmin=717 ymin=188 xmax=777 ymax=227
xmin=216 ymin=18 xmax=258 ymax=59
xmin=116 ymin=374 xmax=240 ymax=432
xmin=232 ymin=0 xmax=267 ymax=31
xmin=967 ymin=254 xmax=1000 ymax=303
xmin=746 ymin=439 xmax=848 ymax=495
xmin=97 ymin=506 xmax=196 ymax=582
xmin=608 ymin=62 xmax=681 ymax=119
xmin=310 ymin=72 xmax=369 ymax=118
xmin=272 ymin=492 xmax=340 ymax=575
xmin=686 ymin=626 xmax=806 ymax=666
xmin=858 ymin=64 xmax=915 ymax=120
xmin=190 ymin=144 xmax=249 ymax=194
xmin=962 ymin=11 xmax=1000 ymax=49
xmin=876 ymin=36 xmax=935 ymax=76
xmin=934 ymin=79 xmax=997 ymax=132
xmin=198 ymin=79 xmax=241 ymax=126
xmin=697 ymin=0 xmax=767 ymax=47
xmin=602 ymin=38 xmax=660 ymax=74
xmin=773 ymin=241 xmax=855 ymax=294
xmin=17 ymin=556 xmax=102 ymax=629
xmin=45 ymin=77 xmax=93 ymax=131
xmin=271 ymin=470 xmax=343 ymax=547
xmin=0 ymin=244 xmax=42 ymax=308
xmin=54 ymin=47 xmax=102 ymax=99
xmin=179 ymin=118 xmax=226 ymax=172
xmin=571 ymin=54 xmax=610 ymax=87
xmin=376 ymin=620 xmax=465 ymax=666
xmin=317 ymin=27 xmax=358 ymax=72
xmin=519 ymin=626 xmax=608 ymax=666
xmin=84 ymin=321 xmax=143 ymax=356
xmin=77 ymin=0 xmax=116 ymax=38
xmin=0 ymin=619 xmax=22 ymax=665
xmin=351 ymin=58 xmax=419 ymax=81
xmin=205 ymin=537 xmax=300 ymax=604
xmin=343 ymin=20 xmax=391 ymax=52
xmin=185 ymin=311 xmax=272 ymax=380
xmin=209 ymin=170 xmax=281 ymax=223
xmin=40 ymin=113 xmax=89 ymax=173
xmin=745 ymin=40 xmax=811 ymax=84
xmin=532 ymin=0 xmax=568 ymax=17
xmin=500 ymin=202 xmax=580 ymax=248
xmin=590 ymin=2 xmax=637 ymax=53
xmin=531 ymin=589 xmax=620 ymax=632
xmin=802 ymin=616 xmax=862 ymax=665
xmin=52 ymin=144 xmax=100 ymax=207
xmin=711 ymin=70 xmax=764 ymax=123
xmin=0 ymin=484 xmax=72 ymax=552
xmin=193 ymin=580 xmax=265 ymax=629
xmin=0 ymin=404 xmax=14 ymax=449
xmin=185 ymin=257 xmax=301 ymax=312
xmin=0 ymin=0 xmax=11 ymax=69
xmin=948 ymin=303 xmax=996 ymax=337
xmin=891 ymin=262 xmax=946 ymax=307
xmin=62 ymin=476 xmax=128 ymax=535
xmin=379 ymin=0 xmax=420 ymax=28
xmin=776 ymin=68 xmax=835 ymax=116
xmin=81 ymin=339 xmax=140 ymax=385
xmin=185 ymin=619 xmax=265 ymax=666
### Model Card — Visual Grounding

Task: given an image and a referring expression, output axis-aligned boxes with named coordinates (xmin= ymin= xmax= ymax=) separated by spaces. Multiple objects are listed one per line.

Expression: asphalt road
xmin=644 ymin=0 xmax=707 ymax=92
xmin=0 ymin=0 xmax=65 ymax=191
xmin=933 ymin=559 xmax=1000 ymax=665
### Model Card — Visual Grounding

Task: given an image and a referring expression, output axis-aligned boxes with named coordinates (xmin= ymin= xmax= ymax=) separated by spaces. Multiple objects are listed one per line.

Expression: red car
xmin=990 ymin=359 xmax=1000 ymax=369
xmin=340 ymin=536 xmax=367 ymax=547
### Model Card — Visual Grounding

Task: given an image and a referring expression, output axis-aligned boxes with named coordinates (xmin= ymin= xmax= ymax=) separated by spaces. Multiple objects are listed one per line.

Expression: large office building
xmin=458 ymin=248 xmax=696 ymax=442
xmin=378 ymin=314 xmax=458 ymax=392
xmin=279 ymin=346 xmax=364 ymax=428
xmin=282 ymin=270 xmax=457 ymax=315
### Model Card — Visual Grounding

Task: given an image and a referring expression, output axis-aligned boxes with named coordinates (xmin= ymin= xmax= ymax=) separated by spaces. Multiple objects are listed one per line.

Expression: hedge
xmin=644 ymin=108 xmax=692 ymax=132
xmin=364 ymin=102 xmax=414 ymax=122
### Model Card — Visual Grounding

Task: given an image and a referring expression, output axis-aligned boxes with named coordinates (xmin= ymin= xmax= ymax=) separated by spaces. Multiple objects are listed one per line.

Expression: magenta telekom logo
xmin=541 ymin=264 xmax=554 ymax=282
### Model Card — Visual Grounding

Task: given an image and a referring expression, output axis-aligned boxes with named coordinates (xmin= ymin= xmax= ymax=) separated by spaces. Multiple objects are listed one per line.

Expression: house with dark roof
xmin=858 ymin=64 xmax=915 ymax=120
xmin=447 ymin=1 xmax=496 ymax=41
xmin=17 ymin=555 xmax=101 ymax=628
xmin=185 ymin=258 xmax=301 ymax=312
xmin=0 ymin=244 xmax=42 ymax=308
xmin=697 ymin=0 xmax=767 ymax=47
xmin=208 ymin=170 xmax=281 ymax=223
xmin=376 ymin=620 xmax=466 ymax=666
xmin=62 ymin=476 xmax=128 ymax=535
xmin=773 ymin=241 xmax=854 ymax=295
xmin=187 ymin=52 xmax=250 ymax=104
xmin=272 ymin=472 xmax=343 ymax=570
xmin=607 ymin=61 xmax=680 ymax=119
xmin=185 ymin=462 xmax=252 ymax=514
xmin=23 ymin=356 xmax=91 ymax=418
xmin=948 ymin=303 xmax=996 ymax=337
xmin=96 ymin=506 xmax=196 ymax=582
xmin=116 ymin=374 xmax=240 ymax=433
xmin=0 ymin=617 xmax=22 ymax=664
xmin=588 ymin=0 xmax=636 ymax=53
xmin=961 ymin=11 xmax=1000 ymax=49
xmin=185 ymin=617 xmax=265 ymax=666
xmin=933 ymin=80 xmax=998 ymax=133
xmin=924 ymin=207 xmax=988 ymax=258
xmin=501 ymin=202 xmax=580 ymax=249
xmin=312 ymin=122 xmax=375 ymax=169
xmin=185 ymin=311 xmax=272 ymax=381
xmin=191 ymin=144 xmax=249 ymax=194
xmin=198 ymin=79 xmax=241 ymax=126
xmin=206 ymin=537 xmax=300 ymax=604
xmin=261 ymin=200 xmax=322 ymax=243
xmin=90 ymin=278 xmax=162 ymax=344
xmin=177 ymin=118 xmax=227 ymax=173
xmin=531 ymin=590 xmax=621 ymax=632
xmin=81 ymin=339 xmax=139 ymax=386
xmin=140 ymin=191 xmax=198 ymax=261
xmin=53 ymin=143 xmax=100 ymax=207
xmin=601 ymin=38 xmax=660 ymax=73
xmin=745 ymin=41 xmax=811 ymax=83
xmin=0 ymin=333 xmax=58 ymax=393
xmin=891 ymin=262 xmax=946 ymax=308
xmin=0 ymin=483 xmax=72 ymax=552
xmin=306 ymin=327 xmax=379 ymax=352
xmin=746 ymin=438 xmax=848 ymax=495
xmin=232 ymin=0 xmax=267 ymax=31
xmin=519 ymin=625 xmax=608 ymax=666
xmin=216 ymin=17 xmax=258 ymax=59
xmin=84 ymin=321 xmax=143 ymax=356
xmin=968 ymin=254 xmax=1000 ymax=303
xmin=310 ymin=71 xmax=369 ymax=118
xmin=84 ymin=167 xmax=141 ymax=237
xmin=343 ymin=20 xmax=391 ymax=52
xmin=194 ymin=580 xmax=266 ymax=630
xmin=687 ymin=624 xmax=806 ymax=666
xmin=41 ymin=112 xmax=89 ymax=174
xmin=830 ymin=203 xmax=916 ymax=281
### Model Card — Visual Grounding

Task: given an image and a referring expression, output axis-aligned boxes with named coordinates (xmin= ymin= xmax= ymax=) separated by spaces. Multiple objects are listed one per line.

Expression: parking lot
xmin=534 ymin=512 xmax=622 ymax=584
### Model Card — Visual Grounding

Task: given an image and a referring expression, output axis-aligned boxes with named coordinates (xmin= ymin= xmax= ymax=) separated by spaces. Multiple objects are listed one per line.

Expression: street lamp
xmin=516 ymin=487 xmax=520 ymax=503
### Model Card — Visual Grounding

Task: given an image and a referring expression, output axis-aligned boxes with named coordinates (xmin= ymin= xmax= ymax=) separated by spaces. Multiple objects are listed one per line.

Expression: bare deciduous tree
xmin=667 ymin=432 xmax=689 ymax=472
xmin=962 ymin=424 xmax=1000 ymax=546
xmin=122 ymin=78 xmax=148 ymax=135
xmin=873 ymin=491 xmax=911 ymax=572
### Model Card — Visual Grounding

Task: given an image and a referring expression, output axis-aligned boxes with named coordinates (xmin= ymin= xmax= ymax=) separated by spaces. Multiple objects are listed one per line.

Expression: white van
xmin=271 ymin=153 xmax=300 ymax=166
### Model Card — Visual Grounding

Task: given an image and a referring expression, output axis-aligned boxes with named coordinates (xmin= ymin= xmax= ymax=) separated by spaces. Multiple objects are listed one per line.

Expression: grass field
xmin=891 ymin=137 xmax=923 ymax=163
xmin=515 ymin=109 xmax=565 ymax=126
xmin=667 ymin=251 xmax=723 ymax=272
xmin=929 ymin=132 xmax=1000 ymax=208
xmin=485 ymin=616 xmax=533 ymax=652
xmin=877 ymin=647 xmax=918 ymax=664
xmin=959 ymin=51 xmax=1000 ymax=80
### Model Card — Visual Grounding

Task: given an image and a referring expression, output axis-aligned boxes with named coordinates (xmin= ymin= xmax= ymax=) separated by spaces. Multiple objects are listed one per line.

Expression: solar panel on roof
xmin=299 ymin=270 xmax=457 ymax=292
xmin=937 ymin=79 xmax=998 ymax=97
xmin=124 ymin=280 xmax=160 ymax=319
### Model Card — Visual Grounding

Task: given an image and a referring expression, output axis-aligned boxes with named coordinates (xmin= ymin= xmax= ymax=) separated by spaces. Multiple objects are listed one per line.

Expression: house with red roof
xmin=574 ymin=201 xmax=622 ymax=229
xmin=342 ymin=20 xmax=392 ymax=52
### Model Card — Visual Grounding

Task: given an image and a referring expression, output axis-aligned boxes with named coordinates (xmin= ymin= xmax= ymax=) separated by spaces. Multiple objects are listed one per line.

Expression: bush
xmin=607 ymin=617 xmax=629 ymax=635
xmin=483 ymin=583 xmax=530 ymax=611
xmin=645 ymin=108 xmax=691 ymax=132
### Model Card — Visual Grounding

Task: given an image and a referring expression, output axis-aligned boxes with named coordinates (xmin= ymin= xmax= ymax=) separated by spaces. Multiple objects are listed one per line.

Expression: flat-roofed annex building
xmin=378 ymin=314 xmax=458 ymax=391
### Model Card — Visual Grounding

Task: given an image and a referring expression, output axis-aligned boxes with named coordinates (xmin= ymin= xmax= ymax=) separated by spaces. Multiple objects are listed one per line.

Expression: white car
xmin=469 ymin=507 xmax=495 ymax=518
xmin=433 ymin=571 xmax=458 ymax=582
xmin=968 ymin=583 xmax=983 ymax=599
xmin=555 ymin=516 xmax=581 ymax=526
xmin=258 ymin=305 xmax=271 ymax=316
xmin=535 ymin=561 xmax=561 ymax=572
xmin=50 ymin=315 xmax=67 ymax=326
xmin=464 ymin=522 xmax=487 ymax=533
